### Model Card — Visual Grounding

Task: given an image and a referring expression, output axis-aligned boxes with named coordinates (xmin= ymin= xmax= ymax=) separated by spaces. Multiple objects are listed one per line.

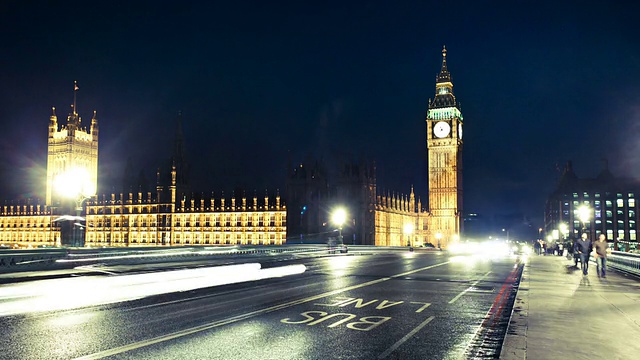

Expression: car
xmin=510 ymin=242 xmax=532 ymax=255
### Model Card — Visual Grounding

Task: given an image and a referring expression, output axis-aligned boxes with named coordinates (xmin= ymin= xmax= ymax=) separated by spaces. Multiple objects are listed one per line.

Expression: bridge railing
xmin=607 ymin=251 xmax=640 ymax=276
xmin=0 ymin=244 xmax=434 ymax=273
xmin=0 ymin=244 xmax=345 ymax=273
xmin=0 ymin=248 xmax=68 ymax=272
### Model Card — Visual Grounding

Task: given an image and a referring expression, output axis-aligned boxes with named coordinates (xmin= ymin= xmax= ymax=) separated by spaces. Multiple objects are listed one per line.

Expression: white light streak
xmin=0 ymin=263 xmax=306 ymax=316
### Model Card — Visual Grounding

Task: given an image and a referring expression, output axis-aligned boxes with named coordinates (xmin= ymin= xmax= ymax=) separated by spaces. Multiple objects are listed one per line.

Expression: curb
xmin=499 ymin=257 xmax=530 ymax=359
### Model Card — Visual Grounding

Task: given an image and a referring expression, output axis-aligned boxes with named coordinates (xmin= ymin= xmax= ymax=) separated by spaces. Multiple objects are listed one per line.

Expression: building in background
xmin=0 ymin=47 xmax=463 ymax=249
xmin=286 ymin=47 xmax=463 ymax=248
xmin=426 ymin=46 xmax=464 ymax=248
xmin=285 ymin=159 xmax=430 ymax=247
xmin=545 ymin=160 xmax=640 ymax=252
xmin=0 ymin=89 xmax=286 ymax=248
xmin=45 ymin=82 xmax=99 ymax=207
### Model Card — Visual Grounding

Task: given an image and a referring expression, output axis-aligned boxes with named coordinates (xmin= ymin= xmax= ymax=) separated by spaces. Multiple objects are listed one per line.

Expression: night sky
xmin=1 ymin=1 xmax=639 ymax=236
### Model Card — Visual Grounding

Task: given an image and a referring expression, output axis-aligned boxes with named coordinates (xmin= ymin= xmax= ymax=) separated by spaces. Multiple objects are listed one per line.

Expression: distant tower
xmin=426 ymin=46 xmax=463 ymax=248
xmin=156 ymin=111 xmax=190 ymax=205
xmin=45 ymin=82 xmax=99 ymax=206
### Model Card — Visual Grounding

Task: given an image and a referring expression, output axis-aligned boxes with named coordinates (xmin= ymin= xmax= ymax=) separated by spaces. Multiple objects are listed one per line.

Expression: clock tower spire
xmin=426 ymin=46 xmax=463 ymax=249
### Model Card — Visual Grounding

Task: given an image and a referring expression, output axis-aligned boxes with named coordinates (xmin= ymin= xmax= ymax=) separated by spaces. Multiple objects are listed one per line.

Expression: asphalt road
xmin=0 ymin=250 xmax=524 ymax=360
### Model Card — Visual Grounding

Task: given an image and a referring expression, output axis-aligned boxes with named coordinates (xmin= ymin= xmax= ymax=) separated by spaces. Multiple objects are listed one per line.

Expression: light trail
xmin=0 ymin=263 xmax=306 ymax=316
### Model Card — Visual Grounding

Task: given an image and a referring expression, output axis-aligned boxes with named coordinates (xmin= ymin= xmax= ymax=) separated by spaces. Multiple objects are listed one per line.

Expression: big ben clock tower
xmin=426 ymin=46 xmax=463 ymax=249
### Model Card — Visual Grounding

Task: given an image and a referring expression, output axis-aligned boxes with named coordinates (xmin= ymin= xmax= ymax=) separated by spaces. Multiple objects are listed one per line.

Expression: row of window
xmin=0 ymin=223 xmax=53 ymax=228
xmin=0 ymin=233 xmax=55 ymax=242
xmin=87 ymin=206 xmax=283 ymax=215
xmin=85 ymin=232 xmax=285 ymax=244
xmin=571 ymin=192 xmax=635 ymax=199
xmin=86 ymin=238 xmax=282 ymax=246
xmin=87 ymin=220 xmax=285 ymax=227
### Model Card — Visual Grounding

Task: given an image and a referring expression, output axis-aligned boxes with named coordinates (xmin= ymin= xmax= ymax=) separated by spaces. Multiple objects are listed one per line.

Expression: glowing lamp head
xmin=331 ymin=208 xmax=347 ymax=228
xmin=403 ymin=223 xmax=414 ymax=235
xmin=559 ymin=223 xmax=568 ymax=235
xmin=54 ymin=167 xmax=95 ymax=199
xmin=577 ymin=205 xmax=591 ymax=223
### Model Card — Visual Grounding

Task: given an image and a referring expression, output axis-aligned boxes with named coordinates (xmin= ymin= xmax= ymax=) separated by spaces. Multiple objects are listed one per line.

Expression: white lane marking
xmin=448 ymin=271 xmax=492 ymax=304
xmin=377 ymin=316 xmax=436 ymax=359
xmin=73 ymin=261 xmax=450 ymax=360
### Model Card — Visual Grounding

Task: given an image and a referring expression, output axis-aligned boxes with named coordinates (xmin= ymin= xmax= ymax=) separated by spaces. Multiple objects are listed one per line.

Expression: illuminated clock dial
xmin=458 ymin=123 xmax=463 ymax=139
xmin=434 ymin=121 xmax=450 ymax=138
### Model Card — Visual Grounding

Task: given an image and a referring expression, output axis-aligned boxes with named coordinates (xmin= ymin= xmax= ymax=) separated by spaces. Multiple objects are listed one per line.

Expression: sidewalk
xmin=501 ymin=254 xmax=640 ymax=360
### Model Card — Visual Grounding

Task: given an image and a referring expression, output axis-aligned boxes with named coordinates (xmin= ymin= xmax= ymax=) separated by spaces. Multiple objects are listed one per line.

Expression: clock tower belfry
xmin=426 ymin=46 xmax=463 ymax=249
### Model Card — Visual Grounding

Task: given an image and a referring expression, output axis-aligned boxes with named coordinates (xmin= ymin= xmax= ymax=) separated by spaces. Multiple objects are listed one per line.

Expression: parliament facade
xmin=0 ymin=48 xmax=464 ymax=249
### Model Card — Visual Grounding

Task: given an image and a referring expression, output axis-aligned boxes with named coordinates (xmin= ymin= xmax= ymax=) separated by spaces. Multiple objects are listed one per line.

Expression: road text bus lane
xmin=74 ymin=258 xmax=520 ymax=359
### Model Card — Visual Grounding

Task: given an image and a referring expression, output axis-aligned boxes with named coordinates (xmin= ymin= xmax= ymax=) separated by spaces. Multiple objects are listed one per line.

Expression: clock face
xmin=434 ymin=121 xmax=450 ymax=138
xmin=458 ymin=123 xmax=463 ymax=139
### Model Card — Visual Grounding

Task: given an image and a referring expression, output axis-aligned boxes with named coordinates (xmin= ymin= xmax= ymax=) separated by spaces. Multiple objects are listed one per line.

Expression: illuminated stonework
xmin=373 ymin=188 xmax=429 ymax=247
xmin=426 ymin=46 xmax=463 ymax=248
xmin=0 ymin=205 xmax=60 ymax=247
xmin=2 ymin=56 xmax=465 ymax=250
xmin=85 ymin=192 xmax=286 ymax=247
xmin=45 ymin=83 xmax=99 ymax=206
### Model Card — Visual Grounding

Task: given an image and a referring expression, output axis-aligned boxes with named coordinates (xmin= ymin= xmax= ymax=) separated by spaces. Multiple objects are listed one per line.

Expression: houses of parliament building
xmin=0 ymin=48 xmax=464 ymax=249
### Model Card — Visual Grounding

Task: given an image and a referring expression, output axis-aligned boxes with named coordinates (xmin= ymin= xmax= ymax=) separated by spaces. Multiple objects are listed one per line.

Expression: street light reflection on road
xmin=0 ymin=263 xmax=306 ymax=316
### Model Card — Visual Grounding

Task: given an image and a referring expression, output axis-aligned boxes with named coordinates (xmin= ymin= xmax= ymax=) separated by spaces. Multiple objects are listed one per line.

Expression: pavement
xmin=500 ymin=254 xmax=640 ymax=360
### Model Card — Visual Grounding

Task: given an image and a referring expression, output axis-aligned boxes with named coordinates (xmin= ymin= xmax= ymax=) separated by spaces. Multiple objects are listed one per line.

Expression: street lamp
xmin=577 ymin=205 xmax=592 ymax=233
xmin=502 ymin=228 xmax=509 ymax=242
xmin=558 ymin=223 xmax=569 ymax=257
xmin=54 ymin=167 xmax=95 ymax=247
xmin=331 ymin=207 xmax=347 ymax=245
xmin=435 ymin=232 xmax=442 ymax=249
xmin=403 ymin=222 xmax=414 ymax=249
xmin=559 ymin=223 xmax=568 ymax=238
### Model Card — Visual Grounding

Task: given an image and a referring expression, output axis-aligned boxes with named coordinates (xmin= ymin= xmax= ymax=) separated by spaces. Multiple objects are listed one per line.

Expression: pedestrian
xmin=566 ymin=237 xmax=577 ymax=265
xmin=593 ymin=233 xmax=611 ymax=278
xmin=574 ymin=233 xmax=592 ymax=275
xmin=534 ymin=240 xmax=541 ymax=255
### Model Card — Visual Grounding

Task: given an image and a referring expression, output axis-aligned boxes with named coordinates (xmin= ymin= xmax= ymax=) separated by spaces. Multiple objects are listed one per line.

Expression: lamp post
xmin=404 ymin=222 xmax=414 ymax=250
xmin=54 ymin=167 xmax=95 ymax=247
xmin=435 ymin=232 xmax=442 ymax=249
xmin=331 ymin=207 xmax=347 ymax=245
xmin=559 ymin=223 xmax=568 ymax=239
xmin=551 ymin=229 xmax=560 ymax=256
xmin=502 ymin=228 xmax=509 ymax=242
xmin=577 ymin=204 xmax=592 ymax=236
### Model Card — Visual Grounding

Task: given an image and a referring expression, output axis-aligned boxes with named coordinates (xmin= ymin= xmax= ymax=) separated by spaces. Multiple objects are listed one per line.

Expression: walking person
xmin=593 ymin=234 xmax=611 ymax=278
xmin=574 ymin=233 xmax=592 ymax=275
